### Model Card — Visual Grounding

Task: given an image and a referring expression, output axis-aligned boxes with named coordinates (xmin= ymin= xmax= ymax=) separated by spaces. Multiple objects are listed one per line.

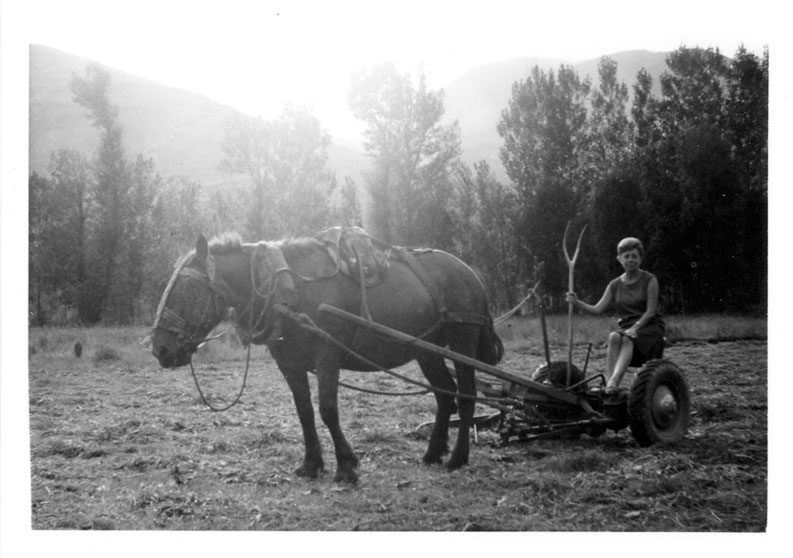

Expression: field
xmin=26 ymin=314 xmax=767 ymax=532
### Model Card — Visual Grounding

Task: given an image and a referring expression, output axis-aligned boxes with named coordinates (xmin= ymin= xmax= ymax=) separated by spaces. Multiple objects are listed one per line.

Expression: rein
xmin=188 ymin=342 xmax=253 ymax=412
xmin=159 ymin=249 xmax=273 ymax=412
xmin=274 ymin=306 xmax=520 ymax=408
xmin=164 ymin=238 xmax=523 ymax=408
xmin=187 ymin=248 xmax=286 ymax=412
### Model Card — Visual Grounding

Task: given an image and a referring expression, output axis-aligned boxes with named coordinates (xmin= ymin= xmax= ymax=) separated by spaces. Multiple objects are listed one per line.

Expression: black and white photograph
xmin=1 ymin=0 xmax=785 ymax=554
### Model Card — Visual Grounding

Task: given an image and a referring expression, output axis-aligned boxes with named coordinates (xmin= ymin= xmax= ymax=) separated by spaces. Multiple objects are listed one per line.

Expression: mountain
xmin=29 ymin=45 xmax=669 ymax=189
xmin=29 ymin=45 xmax=370 ymax=188
xmin=442 ymin=51 xmax=669 ymax=178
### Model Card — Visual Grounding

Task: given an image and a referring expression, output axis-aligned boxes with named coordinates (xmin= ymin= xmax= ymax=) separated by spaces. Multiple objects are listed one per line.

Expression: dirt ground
xmin=28 ymin=338 xmax=766 ymax=532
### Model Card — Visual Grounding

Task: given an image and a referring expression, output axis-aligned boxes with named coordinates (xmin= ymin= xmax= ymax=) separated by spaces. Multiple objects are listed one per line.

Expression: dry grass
xmin=27 ymin=317 xmax=767 ymax=531
xmin=497 ymin=313 xmax=767 ymax=353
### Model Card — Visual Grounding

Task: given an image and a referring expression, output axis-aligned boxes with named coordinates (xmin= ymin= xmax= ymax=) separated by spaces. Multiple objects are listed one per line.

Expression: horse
xmin=151 ymin=231 xmax=503 ymax=484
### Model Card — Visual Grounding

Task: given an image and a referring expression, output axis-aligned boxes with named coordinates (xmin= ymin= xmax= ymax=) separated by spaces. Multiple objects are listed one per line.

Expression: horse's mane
xmin=208 ymin=232 xmax=244 ymax=255
xmin=208 ymin=232 xmax=324 ymax=259
xmin=276 ymin=236 xmax=325 ymax=259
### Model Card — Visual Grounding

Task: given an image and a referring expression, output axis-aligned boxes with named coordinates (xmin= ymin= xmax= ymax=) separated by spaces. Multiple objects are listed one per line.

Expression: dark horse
xmin=151 ymin=231 xmax=503 ymax=483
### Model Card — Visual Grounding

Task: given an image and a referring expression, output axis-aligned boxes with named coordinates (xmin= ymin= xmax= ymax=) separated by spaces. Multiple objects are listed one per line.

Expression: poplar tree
xmin=348 ymin=63 xmax=461 ymax=247
xmin=71 ymin=63 xmax=130 ymax=322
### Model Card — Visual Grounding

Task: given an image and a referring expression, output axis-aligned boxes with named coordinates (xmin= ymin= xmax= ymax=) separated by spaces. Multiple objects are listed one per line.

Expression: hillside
xmin=29 ymin=45 xmax=370 ymax=188
xmin=30 ymin=45 xmax=669 ymax=189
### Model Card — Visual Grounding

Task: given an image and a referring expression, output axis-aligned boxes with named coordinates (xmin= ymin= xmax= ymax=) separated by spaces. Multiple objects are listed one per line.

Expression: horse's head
xmin=151 ymin=235 xmax=228 ymax=368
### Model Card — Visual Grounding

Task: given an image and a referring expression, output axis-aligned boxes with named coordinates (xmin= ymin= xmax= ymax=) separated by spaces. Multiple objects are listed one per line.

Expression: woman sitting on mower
xmin=565 ymin=237 xmax=665 ymax=395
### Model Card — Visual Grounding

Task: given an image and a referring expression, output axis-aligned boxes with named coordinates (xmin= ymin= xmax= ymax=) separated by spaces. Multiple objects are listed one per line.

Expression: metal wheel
xmin=532 ymin=361 xmax=584 ymax=389
xmin=628 ymin=359 xmax=690 ymax=446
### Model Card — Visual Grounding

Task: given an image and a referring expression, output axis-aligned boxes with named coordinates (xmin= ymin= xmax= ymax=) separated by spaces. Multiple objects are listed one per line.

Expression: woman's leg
xmin=607 ymin=335 xmax=634 ymax=391
xmin=605 ymin=331 xmax=621 ymax=380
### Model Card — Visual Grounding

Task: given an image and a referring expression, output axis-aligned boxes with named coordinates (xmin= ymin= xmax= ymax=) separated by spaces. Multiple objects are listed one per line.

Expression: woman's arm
xmin=566 ymin=284 xmax=613 ymax=316
xmin=623 ymin=276 xmax=660 ymax=338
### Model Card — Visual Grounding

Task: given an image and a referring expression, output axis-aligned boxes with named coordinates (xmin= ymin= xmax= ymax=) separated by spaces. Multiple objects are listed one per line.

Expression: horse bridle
xmin=154 ymin=260 xmax=229 ymax=351
xmin=153 ymin=248 xmax=286 ymax=412
xmin=154 ymin=247 xmax=291 ymax=352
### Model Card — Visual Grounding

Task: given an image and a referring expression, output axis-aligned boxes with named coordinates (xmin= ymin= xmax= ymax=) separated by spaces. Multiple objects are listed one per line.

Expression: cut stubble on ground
xmin=28 ymin=322 xmax=766 ymax=531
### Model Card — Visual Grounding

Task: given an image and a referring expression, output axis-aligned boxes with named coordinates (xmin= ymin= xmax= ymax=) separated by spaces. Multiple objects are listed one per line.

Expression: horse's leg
xmin=445 ymin=327 xmax=480 ymax=470
xmin=417 ymin=353 xmax=458 ymax=465
xmin=316 ymin=351 xmax=359 ymax=484
xmin=279 ymin=366 xmax=324 ymax=478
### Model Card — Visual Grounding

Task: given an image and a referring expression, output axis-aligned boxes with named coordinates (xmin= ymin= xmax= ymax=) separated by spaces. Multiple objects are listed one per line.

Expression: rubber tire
xmin=628 ymin=359 xmax=690 ymax=447
xmin=532 ymin=361 xmax=584 ymax=389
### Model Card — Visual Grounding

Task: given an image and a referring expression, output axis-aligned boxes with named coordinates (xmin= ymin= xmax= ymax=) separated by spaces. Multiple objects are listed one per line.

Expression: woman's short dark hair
xmin=617 ymin=237 xmax=644 ymax=257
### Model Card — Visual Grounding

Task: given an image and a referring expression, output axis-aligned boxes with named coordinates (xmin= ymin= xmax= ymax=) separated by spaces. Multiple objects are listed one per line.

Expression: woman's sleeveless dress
xmin=608 ymin=270 xmax=665 ymax=365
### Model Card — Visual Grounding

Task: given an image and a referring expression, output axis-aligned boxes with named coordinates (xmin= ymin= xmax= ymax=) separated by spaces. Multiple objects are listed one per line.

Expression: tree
xmin=581 ymin=57 xmax=634 ymax=187
xmin=220 ymin=113 xmax=276 ymax=239
xmin=453 ymin=162 xmax=523 ymax=310
xmin=140 ymin=175 xmax=211 ymax=320
xmin=28 ymin=151 xmax=92 ymax=324
xmin=497 ymin=64 xmax=590 ymax=304
xmin=725 ymin=47 xmax=768 ymax=193
xmin=660 ymin=47 xmax=727 ymax=128
xmin=349 ymin=62 xmax=461 ymax=247
xmin=576 ymin=58 xmax=636 ymax=292
xmin=723 ymin=46 xmax=768 ymax=308
xmin=491 ymin=46 xmax=767 ymax=313
xmin=270 ymin=105 xmax=334 ymax=235
xmin=29 ymin=171 xmax=54 ymax=325
xmin=220 ymin=105 xmax=334 ymax=238
xmin=329 ymin=176 xmax=363 ymax=227
xmin=71 ymin=63 xmax=131 ymax=323
xmin=632 ymin=68 xmax=659 ymax=150
xmin=103 ymin=155 xmax=163 ymax=323
xmin=627 ymin=46 xmax=767 ymax=312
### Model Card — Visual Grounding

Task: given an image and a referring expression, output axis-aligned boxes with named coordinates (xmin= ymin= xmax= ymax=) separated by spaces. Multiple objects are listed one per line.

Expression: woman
xmin=566 ymin=237 xmax=665 ymax=395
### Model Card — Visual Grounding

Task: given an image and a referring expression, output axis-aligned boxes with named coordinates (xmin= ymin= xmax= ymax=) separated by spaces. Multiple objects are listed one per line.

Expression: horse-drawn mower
xmin=316 ymin=222 xmax=690 ymax=448
xmin=319 ymin=303 xmax=691 ymax=448
xmin=152 ymin=223 xmax=691 ymax=484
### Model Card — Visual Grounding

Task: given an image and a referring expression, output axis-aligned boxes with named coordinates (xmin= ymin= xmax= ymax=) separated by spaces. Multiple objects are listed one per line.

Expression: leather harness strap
xmin=395 ymin=247 xmax=447 ymax=318
xmin=395 ymin=247 xmax=489 ymax=327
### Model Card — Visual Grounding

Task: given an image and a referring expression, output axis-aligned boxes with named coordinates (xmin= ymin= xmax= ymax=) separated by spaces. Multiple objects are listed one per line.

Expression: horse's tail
xmin=477 ymin=315 xmax=504 ymax=365
xmin=458 ymin=259 xmax=503 ymax=366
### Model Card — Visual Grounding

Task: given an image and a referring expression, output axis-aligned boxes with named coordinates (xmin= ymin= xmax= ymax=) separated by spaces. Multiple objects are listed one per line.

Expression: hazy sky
xmin=9 ymin=0 xmax=772 ymax=137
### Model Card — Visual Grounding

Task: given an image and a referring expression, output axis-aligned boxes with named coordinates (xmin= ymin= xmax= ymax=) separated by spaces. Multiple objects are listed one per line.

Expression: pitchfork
xmin=563 ymin=221 xmax=587 ymax=387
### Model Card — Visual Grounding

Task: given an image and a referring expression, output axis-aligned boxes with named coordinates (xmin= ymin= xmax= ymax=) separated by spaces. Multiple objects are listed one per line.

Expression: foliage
xmin=497 ymin=65 xmax=591 ymax=296
xmin=29 ymin=150 xmax=90 ymax=325
xmin=452 ymin=162 xmax=524 ymax=310
xmin=328 ymin=175 xmax=363 ymax=227
xmin=630 ymin=46 xmax=768 ymax=312
xmin=349 ymin=63 xmax=461 ymax=248
xmin=497 ymin=47 xmax=767 ymax=313
xmin=69 ymin=63 xmax=131 ymax=323
xmin=30 ymin=64 xmax=212 ymax=325
xmin=30 ymin=46 xmax=768 ymax=325
xmin=219 ymin=105 xmax=335 ymax=238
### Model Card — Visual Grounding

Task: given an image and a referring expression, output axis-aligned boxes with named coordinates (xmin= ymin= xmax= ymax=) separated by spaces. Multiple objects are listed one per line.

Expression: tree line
xmin=29 ymin=45 xmax=767 ymax=325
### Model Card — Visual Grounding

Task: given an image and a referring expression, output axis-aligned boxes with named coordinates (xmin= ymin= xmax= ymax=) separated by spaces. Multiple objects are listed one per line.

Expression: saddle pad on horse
xmin=317 ymin=226 xmax=390 ymax=288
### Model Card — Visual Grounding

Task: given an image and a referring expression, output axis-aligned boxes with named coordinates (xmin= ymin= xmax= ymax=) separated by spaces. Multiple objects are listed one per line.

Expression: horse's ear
xmin=196 ymin=235 xmax=209 ymax=260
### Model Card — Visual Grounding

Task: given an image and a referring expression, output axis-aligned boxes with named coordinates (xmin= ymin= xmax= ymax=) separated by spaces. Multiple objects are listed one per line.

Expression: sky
xmin=5 ymin=0 xmax=774 ymax=138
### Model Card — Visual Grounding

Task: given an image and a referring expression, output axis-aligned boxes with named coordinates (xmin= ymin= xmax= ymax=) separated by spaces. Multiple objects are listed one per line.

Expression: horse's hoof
xmin=295 ymin=461 xmax=324 ymax=479
xmin=445 ymin=455 xmax=468 ymax=471
xmin=345 ymin=454 xmax=360 ymax=470
xmin=422 ymin=453 xmax=443 ymax=466
xmin=333 ymin=468 xmax=359 ymax=485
